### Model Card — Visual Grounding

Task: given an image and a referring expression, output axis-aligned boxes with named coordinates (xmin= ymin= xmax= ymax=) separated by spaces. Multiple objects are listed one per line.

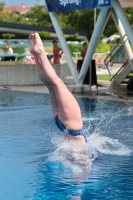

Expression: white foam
xmin=87 ymin=133 xmax=132 ymax=156
xmin=46 ymin=140 xmax=95 ymax=173
xmin=82 ymin=117 xmax=100 ymax=121
xmin=47 ymin=113 xmax=132 ymax=172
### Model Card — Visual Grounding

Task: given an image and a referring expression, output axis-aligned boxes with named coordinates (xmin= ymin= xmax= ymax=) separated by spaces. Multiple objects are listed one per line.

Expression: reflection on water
xmin=0 ymin=89 xmax=133 ymax=200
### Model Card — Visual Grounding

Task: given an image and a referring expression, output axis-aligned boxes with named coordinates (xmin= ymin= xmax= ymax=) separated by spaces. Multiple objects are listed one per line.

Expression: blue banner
xmin=45 ymin=0 xmax=111 ymax=12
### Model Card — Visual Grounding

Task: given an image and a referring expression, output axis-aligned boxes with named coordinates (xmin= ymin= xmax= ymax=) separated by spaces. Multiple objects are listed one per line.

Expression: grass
xmin=97 ymin=74 xmax=112 ymax=81
xmin=96 ymin=43 xmax=110 ymax=53
xmin=44 ymin=46 xmax=52 ymax=52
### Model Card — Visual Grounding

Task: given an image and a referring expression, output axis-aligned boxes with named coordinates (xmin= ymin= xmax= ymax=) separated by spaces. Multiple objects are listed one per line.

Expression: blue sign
xmin=45 ymin=0 xmax=111 ymax=12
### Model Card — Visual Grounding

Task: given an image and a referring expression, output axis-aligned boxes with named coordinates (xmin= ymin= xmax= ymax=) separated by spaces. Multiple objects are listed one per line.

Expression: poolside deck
xmin=0 ymin=65 xmax=133 ymax=102
xmin=1 ymin=80 xmax=133 ymax=102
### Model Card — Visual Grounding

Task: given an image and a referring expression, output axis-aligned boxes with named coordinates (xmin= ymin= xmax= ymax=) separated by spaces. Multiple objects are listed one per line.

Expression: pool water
xmin=0 ymin=89 xmax=133 ymax=200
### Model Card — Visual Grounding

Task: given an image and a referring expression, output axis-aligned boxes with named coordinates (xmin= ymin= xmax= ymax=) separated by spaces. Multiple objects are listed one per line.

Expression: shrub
xmin=39 ymin=31 xmax=50 ymax=39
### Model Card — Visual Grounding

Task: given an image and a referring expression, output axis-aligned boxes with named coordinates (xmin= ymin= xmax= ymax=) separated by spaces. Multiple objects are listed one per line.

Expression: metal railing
xmin=104 ymin=40 xmax=126 ymax=79
xmin=110 ymin=59 xmax=129 ymax=81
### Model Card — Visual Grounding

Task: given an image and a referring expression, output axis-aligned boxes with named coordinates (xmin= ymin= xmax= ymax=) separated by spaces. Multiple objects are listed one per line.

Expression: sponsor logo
xmin=98 ymin=0 xmax=110 ymax=5
xmin=98 ymin=0 xmax=104 ymax=5
xmin=105 ymin=0 xmax=109 ymax=4
xmin=59 ymin=0 xmax=81 ymax=7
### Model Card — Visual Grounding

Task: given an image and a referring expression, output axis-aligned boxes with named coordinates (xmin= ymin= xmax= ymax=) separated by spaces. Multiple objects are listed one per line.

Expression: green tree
xmin=0 ymin=2 xmax=28 ymax=24
xmin=0 ymin=4 xmax=133 ymax=40
xmin=103 ymin=15 xmax=117 ymax=37
xmin=11 ymin=14 xmax=28 ymax=24
xmin=0 ymin=2 xmax=6 ymax=21
xmin=39 ymin=31 xmax=50 ymax=39
xmin=25 ymin=5 xmax=51 ymax=26
xmin=57 ymin=9 xmax=94 ymax=39
xmin=0 ymin=1 xmax=5 ymax=11
xmin=66 ymin=33 xmax=79 ymax=41
xmin=124 ymin=7 xmax=133 ymax=24
xmin=68 ymin=43 xmax=82 ymax=52
xmin=2 ymin=33 xmax=15 ymax=39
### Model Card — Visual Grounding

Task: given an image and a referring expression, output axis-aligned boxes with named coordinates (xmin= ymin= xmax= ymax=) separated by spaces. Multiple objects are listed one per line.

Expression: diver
xmin=29 ymin=33 xmax=87 ymax=159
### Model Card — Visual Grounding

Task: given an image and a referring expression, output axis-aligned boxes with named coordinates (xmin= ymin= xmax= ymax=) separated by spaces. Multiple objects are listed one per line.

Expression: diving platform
xmin=45 ymin=0 xmax=133 ymax=90
xmin=111 ymin=63 xmax=132 ymax=86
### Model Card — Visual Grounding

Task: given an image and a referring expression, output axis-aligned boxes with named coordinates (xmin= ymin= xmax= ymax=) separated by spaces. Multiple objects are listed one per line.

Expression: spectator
xmin=52 ymin=40 xmax=63 ymax=64
xmin=6 ymin=43 xmax=13 ymax=54
xmin=2 ymin=43 xmax=14 ymax=61
xmin=81 ymin=42 xmax=88 ymax=60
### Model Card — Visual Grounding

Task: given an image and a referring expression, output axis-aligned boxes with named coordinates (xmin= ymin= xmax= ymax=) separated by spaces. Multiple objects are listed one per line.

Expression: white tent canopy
xmin=101 ymin=34 xmax=120 ymax=43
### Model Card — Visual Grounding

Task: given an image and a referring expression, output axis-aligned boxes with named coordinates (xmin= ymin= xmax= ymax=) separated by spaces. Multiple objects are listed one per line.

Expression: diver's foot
xmin=29 ymin=33 xmax=44 ymax=56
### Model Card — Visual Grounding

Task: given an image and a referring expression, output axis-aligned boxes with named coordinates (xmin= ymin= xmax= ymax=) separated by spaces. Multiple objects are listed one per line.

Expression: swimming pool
xmin=0 ymin=89 xmax=133 ymax=200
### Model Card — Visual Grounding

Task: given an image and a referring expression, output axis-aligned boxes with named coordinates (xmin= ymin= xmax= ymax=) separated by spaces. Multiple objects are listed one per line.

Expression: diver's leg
xmin=29 ymin=33 xmax=83 ymax=130
xmin=33 ymin=54 xmax=58 ymax=117
xmin=29 ymin=33 xmax=82 ymax=130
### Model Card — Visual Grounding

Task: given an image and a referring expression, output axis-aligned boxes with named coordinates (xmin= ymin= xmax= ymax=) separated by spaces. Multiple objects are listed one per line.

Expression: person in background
xmin=77 ymin=42 xmax=88 ymax=73
xmin=52 ymin=40 xmax=63 ymax=64
xmin=6 ymin=43 xmax=13 ymax=54
xmin=81 ymin=42 xmax=88 ymax=60
xmin=2 ymin=43 xmax=14 ymax=61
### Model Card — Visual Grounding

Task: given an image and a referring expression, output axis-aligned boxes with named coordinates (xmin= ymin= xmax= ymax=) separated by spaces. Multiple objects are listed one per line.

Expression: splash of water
xmin=46 ymin=140 xmax=97 ymax=173
xmin=46 ymin=104 xmax=132 ymax=172
xmin=87 ymin=133 xmax=132 ymax=156
xmin=83 ymin=104 xmax=132 ymax=157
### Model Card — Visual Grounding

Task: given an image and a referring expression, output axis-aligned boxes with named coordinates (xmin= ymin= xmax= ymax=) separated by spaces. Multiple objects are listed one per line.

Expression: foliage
xmin=57 ymin=9 xmax=94 ymax=40
xmin=66 ymin=42 xmax=111 ymax=53
xmin=103 ymin=15 xmax=117 ymax=37
xmin=124 ymin=7 xmax=133 ymax=24
xmin=0 ymin=1 xmax=5 ymax=12
xmin=2 ymin=33 xmax=15 ymax=39
xmin=109 ymin=38 xmax=121 ymax=44
xmin=96 ymin=43 xmax=110 ymax=53
xmin=68 ymin=43 xmax=82 ymax=52
xmin=39 ymin=31 xmax=50 ymax=39
xmin=13 ymin=47 xmax=25 ymax=54
xmin=66 ymin=33 xmax=79 ymax=41
xmin=0 ymin=4 xmax=133 ymax=45
xmin=24 ymin=5 xmax=51 ymax=26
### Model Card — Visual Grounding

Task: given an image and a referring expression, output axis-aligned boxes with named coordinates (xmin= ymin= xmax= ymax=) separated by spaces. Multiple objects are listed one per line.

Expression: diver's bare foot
xmin=29 ymin=33 xmax=44 ymax=56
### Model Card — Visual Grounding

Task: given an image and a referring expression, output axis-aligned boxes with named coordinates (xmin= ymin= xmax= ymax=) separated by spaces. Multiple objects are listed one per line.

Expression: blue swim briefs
xmin=55 ymin=115 xmax=87 ymax=142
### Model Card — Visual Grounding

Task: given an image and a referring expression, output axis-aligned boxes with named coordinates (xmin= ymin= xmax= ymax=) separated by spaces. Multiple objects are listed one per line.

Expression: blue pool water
xmin=0 ymin=89 xmax=133 ymax=200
